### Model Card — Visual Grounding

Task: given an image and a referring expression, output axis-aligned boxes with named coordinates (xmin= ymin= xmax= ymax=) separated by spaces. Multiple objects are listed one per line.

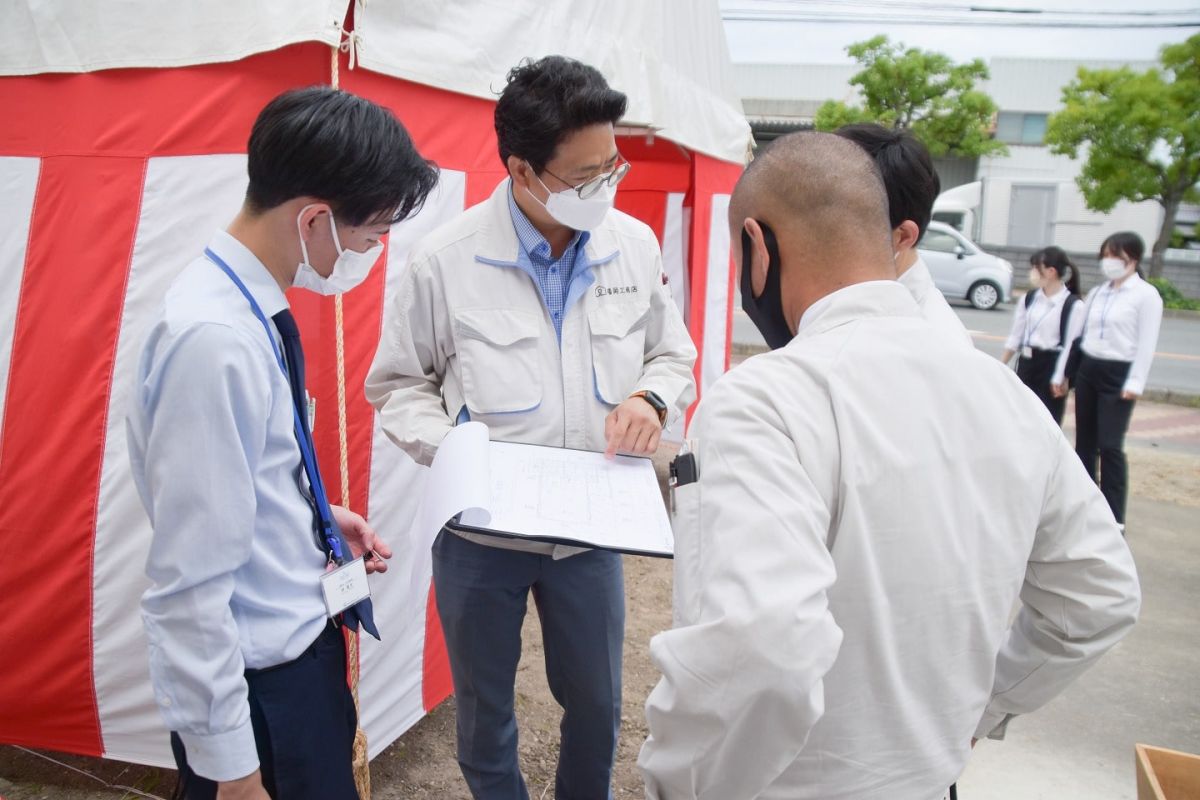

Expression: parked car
xmin=918 ymin=221 xmax=1013 ymax=310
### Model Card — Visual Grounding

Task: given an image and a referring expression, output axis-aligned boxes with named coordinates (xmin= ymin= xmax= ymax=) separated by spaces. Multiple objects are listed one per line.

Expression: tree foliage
xmin=1045 ymin=34 xmax=1200 ymax=276
xmin=813 ymin=35 xmax=1007 ymax=159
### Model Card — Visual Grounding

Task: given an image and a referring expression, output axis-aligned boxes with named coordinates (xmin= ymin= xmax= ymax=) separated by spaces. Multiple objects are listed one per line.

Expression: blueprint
xmin=418 ymin=423 xmax=673 ymax=559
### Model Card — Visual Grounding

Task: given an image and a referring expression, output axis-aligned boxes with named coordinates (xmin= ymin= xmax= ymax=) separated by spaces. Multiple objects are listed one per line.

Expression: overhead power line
xmin=723 ymin=10 xmax=1200 ymax=28
xmin=722 ymin=1 xmax=1200 ymax=27
xmin=733 ymin=0 xmax=1200 ymax=15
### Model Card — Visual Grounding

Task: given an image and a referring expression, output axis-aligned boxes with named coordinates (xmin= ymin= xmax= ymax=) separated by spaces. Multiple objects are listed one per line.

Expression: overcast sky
xmin=721 ymin=0 xmax=1200 ymax=64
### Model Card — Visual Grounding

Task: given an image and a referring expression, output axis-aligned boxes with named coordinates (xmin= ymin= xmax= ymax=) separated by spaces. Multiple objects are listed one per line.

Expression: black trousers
xmin=1016 ymin=347 xmax=1066 ymax=424
xmin=170 ymin=621 xmax=359 ymax=800
xmin=1073 ymin=354 xmax=1135 ymax=525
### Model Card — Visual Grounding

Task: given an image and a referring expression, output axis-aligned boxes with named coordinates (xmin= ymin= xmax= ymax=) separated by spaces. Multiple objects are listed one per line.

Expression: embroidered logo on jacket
xmin=595 ymin=285 xmax=639 ymax=297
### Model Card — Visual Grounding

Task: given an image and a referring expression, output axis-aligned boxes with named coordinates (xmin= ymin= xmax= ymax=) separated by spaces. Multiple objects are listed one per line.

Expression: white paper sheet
xmin=405 ymin=421 xmax=492 ymax=597
xmin=413 ymin=424 xmax=674 ymax=561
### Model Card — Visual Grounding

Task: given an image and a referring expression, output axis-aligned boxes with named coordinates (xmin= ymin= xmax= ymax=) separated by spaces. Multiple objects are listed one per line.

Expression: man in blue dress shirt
xmin=127 ymin=87 xmax=437 ymax=800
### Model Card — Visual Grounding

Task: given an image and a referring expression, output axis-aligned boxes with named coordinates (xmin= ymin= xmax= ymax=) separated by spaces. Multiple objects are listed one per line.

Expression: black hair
xmin=1100 ymin=231 xmax=1146 ymax=278
xmin=834 ymin=123 xmax=941 ymax=238
xmin=1028 ymin=247 xmax=1046 ymax=267
xmin=245 ymin=86 xmax=438 ymax=226
xmin=494 ymin=56 xmax=627 ymax=173
xmin=1040 ymin=246 xmax=1080 ymax=295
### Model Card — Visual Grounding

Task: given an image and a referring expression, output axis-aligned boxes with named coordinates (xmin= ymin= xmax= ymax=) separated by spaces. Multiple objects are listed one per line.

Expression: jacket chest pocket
xmin=454 ymin=308 xmax=543 ymax=414
xmin=588 ymin=300 xmax=649 ymax=405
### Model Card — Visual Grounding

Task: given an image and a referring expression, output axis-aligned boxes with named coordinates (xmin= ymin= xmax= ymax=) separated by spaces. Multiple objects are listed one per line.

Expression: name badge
xmin=320 ymin=557 xmax=371 ymax=617
xmin=1021 ymin=346 xmax=1033 ymax=359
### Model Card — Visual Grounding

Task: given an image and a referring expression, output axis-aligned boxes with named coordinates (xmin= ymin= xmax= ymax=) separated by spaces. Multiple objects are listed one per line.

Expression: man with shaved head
xmin=638 ymin=132 xmax=1140 ymax=799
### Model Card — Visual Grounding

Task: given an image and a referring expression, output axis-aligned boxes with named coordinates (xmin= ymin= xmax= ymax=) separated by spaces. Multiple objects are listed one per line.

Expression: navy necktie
xmin=271 ymin=308 xmax=379 ymax=640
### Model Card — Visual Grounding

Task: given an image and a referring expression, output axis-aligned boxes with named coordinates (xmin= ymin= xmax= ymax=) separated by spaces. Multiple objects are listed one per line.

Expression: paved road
xmin=730 ymin=298 xmax=1200 ymax=396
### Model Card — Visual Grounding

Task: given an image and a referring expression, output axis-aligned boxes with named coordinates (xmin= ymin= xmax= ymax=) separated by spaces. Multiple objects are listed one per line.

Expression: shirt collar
xmin=1108 ymin=271 xmax=1144 ymax=292
xmin=208 ymin=229 xmax=290 ymax=318
xmin=796 ymin=280 xmax=921 ymax=338
xmin=507 ymin=183 xmax=588 ymax=262
xmin=1039 ymin=284 xmax=1069 ymax=305
xmin=896 ymin=256 xmax=934 ymax=301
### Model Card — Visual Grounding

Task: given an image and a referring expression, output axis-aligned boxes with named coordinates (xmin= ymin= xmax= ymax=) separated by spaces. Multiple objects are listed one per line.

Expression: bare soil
xmin=2 ymin=443 xmax=1195 ymax=800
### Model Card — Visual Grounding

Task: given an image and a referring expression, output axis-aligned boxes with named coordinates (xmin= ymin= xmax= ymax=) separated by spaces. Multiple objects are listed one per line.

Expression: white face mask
xmin=293 ymin=206 xmax=384 ymax=295
xmin=1100 ymin=256 xmax=1130 ymax=281
xmin=1027 ymin=267 xmax=1043 ymax=288
xmin=527 ymin=171 xmax=615 ymax=231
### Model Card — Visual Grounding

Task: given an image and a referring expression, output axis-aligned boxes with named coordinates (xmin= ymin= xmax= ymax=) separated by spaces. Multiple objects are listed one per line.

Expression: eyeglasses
xmin=542 ymin=159 xmax=631 ymax=200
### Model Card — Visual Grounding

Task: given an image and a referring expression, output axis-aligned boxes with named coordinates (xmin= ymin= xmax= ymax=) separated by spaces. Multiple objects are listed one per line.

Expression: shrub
xmin=1148 ymin=277 xmax=1200 ymax=310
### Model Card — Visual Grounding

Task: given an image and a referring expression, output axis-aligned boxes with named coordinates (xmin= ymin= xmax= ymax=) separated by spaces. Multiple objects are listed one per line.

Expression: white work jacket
xmin=898 ymin=256 xmax=974 ymax=348
xmin=366 ymin=180 xmax=696 ymax=554
xmin=639 ymin=280 xmax=1139 ymax=800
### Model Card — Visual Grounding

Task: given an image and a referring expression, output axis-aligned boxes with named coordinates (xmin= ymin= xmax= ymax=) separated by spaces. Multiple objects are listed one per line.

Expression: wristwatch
xmin=631 ymin=390 xmax=668 ymax=426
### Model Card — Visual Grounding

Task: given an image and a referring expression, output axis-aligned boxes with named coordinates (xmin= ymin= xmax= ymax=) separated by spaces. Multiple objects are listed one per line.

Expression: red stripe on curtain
xmin=0 ymin=44 xmax=331 ymax=158
xmin=0 ymin=156 xmax=146 ymax=754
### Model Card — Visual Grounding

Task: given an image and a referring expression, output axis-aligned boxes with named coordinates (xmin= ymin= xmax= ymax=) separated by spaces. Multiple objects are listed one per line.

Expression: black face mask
xmin=740 ymin=221 xmax=794 ymax=350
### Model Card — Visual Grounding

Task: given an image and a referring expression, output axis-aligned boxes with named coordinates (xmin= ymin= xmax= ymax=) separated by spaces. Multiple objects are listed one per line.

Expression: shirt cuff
xmin=178 ymin=718 xmax=260 ymax=783
xmin=1122 ymin=377 xmax=1145 ymax=396
xmin=974 ymin=709 xmax=1016 ymax=742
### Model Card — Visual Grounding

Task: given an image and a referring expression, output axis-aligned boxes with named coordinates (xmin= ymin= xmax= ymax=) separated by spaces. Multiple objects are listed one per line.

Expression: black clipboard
xmin=444 ymin=440 xmax=674 ymax=559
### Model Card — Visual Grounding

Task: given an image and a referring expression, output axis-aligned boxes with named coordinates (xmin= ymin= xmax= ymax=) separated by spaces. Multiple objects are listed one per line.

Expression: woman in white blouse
xmin=1069 ymin=232 xmax=1164 ymax=528
xmin=1001 ymin=246 xmax=1082 ymax=424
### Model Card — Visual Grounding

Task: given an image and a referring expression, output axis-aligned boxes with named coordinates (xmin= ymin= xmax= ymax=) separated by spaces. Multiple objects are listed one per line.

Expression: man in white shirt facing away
xmin=127 ymin=87 xmax=437 ymax=800
xmin=837 ymin=123 xmax=974 ymax=348
xmin=638 ymin=131 xmax=1140 ymax=800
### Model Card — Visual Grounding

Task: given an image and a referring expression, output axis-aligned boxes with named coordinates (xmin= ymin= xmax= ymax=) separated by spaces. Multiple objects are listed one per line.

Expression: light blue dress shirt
xmin=126 ymin=231 xmax=329 ymax=782
xmin=506 ymin=187 xmax=589 ymax=340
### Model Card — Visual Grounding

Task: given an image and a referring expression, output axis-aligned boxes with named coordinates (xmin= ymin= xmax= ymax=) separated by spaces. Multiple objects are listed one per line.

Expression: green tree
xmin=813 ymin=35 xmax=1007 ymax=159
xmin=1045 ymin=34 xmax=1200 ymax=278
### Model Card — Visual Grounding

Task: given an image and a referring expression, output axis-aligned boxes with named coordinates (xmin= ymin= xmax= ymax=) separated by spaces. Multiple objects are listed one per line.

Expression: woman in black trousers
xmin=1069 ymin=232 xmax=1163 ymax=529
xmin=1002 ymin=247 xmax=1082 ymax=424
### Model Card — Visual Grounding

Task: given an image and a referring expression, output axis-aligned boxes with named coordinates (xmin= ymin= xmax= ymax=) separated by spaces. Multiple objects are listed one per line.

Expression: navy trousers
xmin=432 ymin=528 xmax=624 ymax=800
xmin=169 ymin=621 xmax=359 ymax=800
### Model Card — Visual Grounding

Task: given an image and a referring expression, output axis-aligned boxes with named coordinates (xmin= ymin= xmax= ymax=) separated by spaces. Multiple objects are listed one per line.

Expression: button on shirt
xmin=507 ymin=186 xmax=587 ymax=339
xmin=127 ymin=231 xmax=329 ymax=782
xmin=1080 ymin=273 xmax=1164 ymax=395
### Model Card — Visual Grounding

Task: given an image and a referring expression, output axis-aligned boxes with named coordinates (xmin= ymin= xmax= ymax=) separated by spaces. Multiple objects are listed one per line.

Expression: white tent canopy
xmin=1 ymin=0 xmax=749 ymax=164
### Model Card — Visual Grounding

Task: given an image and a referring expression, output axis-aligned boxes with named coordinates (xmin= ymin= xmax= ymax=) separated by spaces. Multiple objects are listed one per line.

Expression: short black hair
xmin=494 ymin=56 xmax=627 ymax=173
xmin=245 ymin=86 xmax=438 ymax=226
xmin=1100 ymin=231 xmax=1145 ymax=264
xmin=834 ymin=124 xmax=941 ymax=238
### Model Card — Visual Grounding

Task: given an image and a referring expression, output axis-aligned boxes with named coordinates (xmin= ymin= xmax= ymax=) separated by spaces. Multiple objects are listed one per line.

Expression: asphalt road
xmin=731 ymin=298 xmax=1200 ymax=397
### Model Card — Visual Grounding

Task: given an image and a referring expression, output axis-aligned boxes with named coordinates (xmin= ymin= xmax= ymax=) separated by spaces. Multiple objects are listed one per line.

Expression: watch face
xmin=644 ymin=391 xmax=667 ymax=413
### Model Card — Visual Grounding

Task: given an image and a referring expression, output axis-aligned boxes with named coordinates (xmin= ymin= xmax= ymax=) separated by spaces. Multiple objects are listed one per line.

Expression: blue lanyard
xmin=1023 ymin=292 xmax=1059 ymax=349
xmin=204 ymin=249 xmax=343 ymax=562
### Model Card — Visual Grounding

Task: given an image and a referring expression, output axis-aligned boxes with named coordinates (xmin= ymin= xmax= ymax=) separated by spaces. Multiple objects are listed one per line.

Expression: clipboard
xmin=437 ymin=435 xmax=675 ymax=558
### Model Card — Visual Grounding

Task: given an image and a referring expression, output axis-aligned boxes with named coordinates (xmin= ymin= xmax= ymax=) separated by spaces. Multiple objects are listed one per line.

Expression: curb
xmin=729 ymin=343 xmax=1200 ymax=408
xmin=1142 ymin=389 xmax=1200 ymax=409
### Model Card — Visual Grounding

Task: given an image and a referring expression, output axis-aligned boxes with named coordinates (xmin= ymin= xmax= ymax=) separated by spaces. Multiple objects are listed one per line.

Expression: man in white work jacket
xmin=638 ymin=132 xmax=1139 ymax=800
xmin=367 ymin=56 xmax=696 ymax=800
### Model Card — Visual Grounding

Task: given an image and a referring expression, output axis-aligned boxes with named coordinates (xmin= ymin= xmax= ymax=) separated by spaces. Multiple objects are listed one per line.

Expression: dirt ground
xmin=2 ymin=440 xmax=1197 ymax=800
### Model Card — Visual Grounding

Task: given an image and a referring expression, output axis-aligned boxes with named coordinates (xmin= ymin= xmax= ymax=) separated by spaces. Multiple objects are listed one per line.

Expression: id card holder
xmin=320 ymin=557 xmax=370 ymax=617
xmin=1021 ymin=346 xmax=1033 ymax=359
